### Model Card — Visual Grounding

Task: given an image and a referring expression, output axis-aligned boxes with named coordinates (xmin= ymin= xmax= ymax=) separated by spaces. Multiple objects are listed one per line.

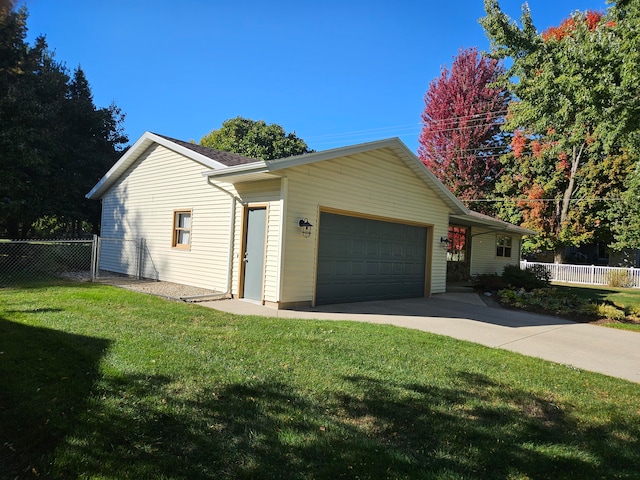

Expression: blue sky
xmin=22 ymin=0 xmax=609 ymax=153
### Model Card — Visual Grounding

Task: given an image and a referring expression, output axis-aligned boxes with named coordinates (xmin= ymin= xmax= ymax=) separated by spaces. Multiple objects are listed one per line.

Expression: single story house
xmin=86 ymin=132 xmax=534 ymax=308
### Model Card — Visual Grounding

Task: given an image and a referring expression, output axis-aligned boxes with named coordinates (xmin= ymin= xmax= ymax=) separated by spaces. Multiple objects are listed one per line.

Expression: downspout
xmin=207 ymin=177 xmax=247 ymax=296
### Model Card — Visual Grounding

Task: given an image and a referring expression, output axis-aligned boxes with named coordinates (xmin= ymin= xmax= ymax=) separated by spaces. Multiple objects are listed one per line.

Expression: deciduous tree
xmin=481 ymin=1 xmax=634 ymax=261
xmin=200 ymin=117 xmax=312 ymax=161
xmin=610 ymin=163 xmax=640 ymax=253
xmin=418 ymin=47 xmax=510 ymax=210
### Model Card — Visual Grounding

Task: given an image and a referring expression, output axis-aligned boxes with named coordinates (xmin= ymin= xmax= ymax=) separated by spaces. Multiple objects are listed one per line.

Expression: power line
xmin=467 ymin=197 xmax=624 ymax=203
xmin=306 ymin=108 xmax=511 ymax=146
xmin=422 ymin=108 xmax=509 ymax=127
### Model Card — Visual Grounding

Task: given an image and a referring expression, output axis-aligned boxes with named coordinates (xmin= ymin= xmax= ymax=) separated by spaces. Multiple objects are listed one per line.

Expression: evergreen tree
xmin=0 ymin=5 xmax=127 ymax=238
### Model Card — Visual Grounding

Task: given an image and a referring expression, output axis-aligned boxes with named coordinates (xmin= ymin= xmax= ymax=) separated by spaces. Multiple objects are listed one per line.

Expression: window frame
xmin=496 ymin=235 xmax=512 ymax=258
xmin=172 ymin=209 xmax=192 ymax=250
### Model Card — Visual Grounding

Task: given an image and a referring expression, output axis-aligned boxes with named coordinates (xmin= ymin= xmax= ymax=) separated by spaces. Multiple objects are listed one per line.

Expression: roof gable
xmin=205 ymin=137 xmax=469 ymax=215
xmin=86 ymin=131 xmax=258 ymax=199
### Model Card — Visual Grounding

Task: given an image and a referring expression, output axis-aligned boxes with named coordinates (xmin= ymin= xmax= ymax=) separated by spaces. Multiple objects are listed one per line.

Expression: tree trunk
xmin=554 ymin=246 xmax=565 ymax=264
xmin=555 ymin=143 xmax=585 ymax=264
xmin=559 ymin=143 xmax=584 ymax=226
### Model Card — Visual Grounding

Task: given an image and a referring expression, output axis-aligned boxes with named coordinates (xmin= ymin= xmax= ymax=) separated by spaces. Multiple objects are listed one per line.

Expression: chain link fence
xmin=0 ymin=238 xmax=98 ymax=287
xmin=96 ymin=237 xmax=158 ymax=280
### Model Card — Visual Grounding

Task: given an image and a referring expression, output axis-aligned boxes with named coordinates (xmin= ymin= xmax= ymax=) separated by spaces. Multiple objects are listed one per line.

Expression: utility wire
xmin=467 ymin=197 xmax=624 ymax=202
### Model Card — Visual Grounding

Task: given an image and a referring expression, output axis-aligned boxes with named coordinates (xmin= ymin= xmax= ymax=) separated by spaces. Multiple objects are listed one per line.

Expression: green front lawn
xmin=553 ymin=283 xmax=640 ymax=331
xmin=553 ymin=282 xmax=640 ymax=311
xmin=1 ymin=282 xmax=639 ymax=479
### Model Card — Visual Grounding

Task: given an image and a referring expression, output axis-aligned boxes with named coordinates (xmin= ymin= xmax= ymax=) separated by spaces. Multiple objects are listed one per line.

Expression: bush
xmin=581 ymin=303 xmax=626 ymax=321
xmin=501 ymin=264 xmax=550 ymax=291
xmin=607 ymin=270 xmax=633 ymax=288
xmin=498 ymin=287 xmax=588 ymax=318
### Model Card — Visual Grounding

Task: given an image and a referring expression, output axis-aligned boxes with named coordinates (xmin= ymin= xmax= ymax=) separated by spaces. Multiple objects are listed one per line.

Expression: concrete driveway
xmin=202 ymin=293 xmax=640 ymax=384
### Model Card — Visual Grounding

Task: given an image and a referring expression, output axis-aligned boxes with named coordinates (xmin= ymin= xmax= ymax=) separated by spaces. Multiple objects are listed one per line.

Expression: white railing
xmin=520 ymin=260 xmax=640 ymax=288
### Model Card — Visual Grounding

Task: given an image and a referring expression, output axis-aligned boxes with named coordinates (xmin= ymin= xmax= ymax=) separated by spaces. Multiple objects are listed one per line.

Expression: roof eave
xmin=450 ymin=213 xmax=536 ymax=236
xmin=203 ymin=161 xmax=271 ymax=182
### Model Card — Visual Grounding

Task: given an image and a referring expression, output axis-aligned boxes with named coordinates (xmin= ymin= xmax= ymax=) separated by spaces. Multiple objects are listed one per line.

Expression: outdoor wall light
xmin=298 ymin=218 xmax=313 ymax=238
xmin=440 ymin=236 xmax=450 ymax=248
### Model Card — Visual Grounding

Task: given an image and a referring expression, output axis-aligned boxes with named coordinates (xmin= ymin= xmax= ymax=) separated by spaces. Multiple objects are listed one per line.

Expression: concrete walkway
xmin=201 ymin=293 xmax=640 ymax=384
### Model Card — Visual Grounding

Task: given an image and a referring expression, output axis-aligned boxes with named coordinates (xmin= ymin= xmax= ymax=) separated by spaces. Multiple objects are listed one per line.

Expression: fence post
xmin=137 ymin=237 xmax=144 ymax=279
xmin=90 ymin=235 xmax=98 ymax=282
xmin=591 ymin=265 xmax=595 ymax=285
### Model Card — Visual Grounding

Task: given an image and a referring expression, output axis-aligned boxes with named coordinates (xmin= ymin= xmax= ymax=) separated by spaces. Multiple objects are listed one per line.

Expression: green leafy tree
xmin=480 ymin=2 xmax=635 ymax=261
xmin=200 ymin=116 xmax=312 ymax=161
xmin=0 ymin=5 xmax=127 ymax=237
xmin=610 ymin=164 xmax=640 ymax=252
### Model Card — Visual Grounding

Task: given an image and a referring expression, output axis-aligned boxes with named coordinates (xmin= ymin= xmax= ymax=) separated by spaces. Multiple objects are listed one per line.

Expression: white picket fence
xmin=520 ymin=260 xmax=640 ymax=288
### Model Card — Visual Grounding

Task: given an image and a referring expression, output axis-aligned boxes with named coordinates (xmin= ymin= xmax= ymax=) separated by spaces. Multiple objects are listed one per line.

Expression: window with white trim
xmin=496 ymin=235 xmax=512 ymax=258
xmin=172 ymin=210 xmax=192 ymax=249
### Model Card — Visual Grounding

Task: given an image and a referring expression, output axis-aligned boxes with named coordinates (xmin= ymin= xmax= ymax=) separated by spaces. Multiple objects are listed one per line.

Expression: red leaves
xmin=557 ymin=152 xmax=570 ymax=177
xmin=585 ymin=11 xmax=603 ymax=31
xmin=418 ymin=47 xmax=509 ymax=201
xmin=541 ymin=10 xmax=609 ymax=42
xmin=511 ymin=130 xmax=527 ymax=159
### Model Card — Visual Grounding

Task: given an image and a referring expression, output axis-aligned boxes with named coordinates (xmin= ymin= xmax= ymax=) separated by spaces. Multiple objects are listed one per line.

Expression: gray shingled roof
xmin=153 ymin=133 xmax=260 ymax=167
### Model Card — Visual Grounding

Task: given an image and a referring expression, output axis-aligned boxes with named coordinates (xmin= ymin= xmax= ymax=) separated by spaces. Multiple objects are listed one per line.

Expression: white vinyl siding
xmin=234 ymin=179 xmax=282 ymax=302
xmin=469 ymin=227 xmax=522 ymax=276
xmin=99 ymin=144 xmax=234 ymax=291
xmin=279 ymin=148 xmax=449 ymax=304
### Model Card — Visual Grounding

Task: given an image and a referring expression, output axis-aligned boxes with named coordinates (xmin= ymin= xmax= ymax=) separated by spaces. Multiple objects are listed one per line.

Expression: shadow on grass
xmin=52 ymin=371 xmax=639 ymax=479
xmin=0 ymin=317 xmax=111 ymax=479
xmin=554 ymin=284 xmax=619 ymax=303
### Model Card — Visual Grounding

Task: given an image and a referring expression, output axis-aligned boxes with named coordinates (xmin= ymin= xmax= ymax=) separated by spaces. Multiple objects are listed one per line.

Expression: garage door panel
xmin=316 ymin=212 xmax=427 ymax=305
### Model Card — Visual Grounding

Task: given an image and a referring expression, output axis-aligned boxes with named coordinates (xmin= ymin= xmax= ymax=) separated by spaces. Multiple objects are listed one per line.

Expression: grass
xmin=1 ymin=281 xmax=640 ymax=479
xmin=552 ymin=283 xmax=640 ymax=331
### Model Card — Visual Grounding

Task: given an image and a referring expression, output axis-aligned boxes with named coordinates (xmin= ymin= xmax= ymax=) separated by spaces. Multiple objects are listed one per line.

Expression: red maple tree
xmin=418 ymin=47 xmax=510 ymax=208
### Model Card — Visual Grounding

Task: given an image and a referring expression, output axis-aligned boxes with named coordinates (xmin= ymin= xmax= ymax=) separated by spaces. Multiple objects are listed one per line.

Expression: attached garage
xmin=89 ymin=133 xmax=534 ymax=309
xmin=315 ymin=211 xmax=429 ymax=305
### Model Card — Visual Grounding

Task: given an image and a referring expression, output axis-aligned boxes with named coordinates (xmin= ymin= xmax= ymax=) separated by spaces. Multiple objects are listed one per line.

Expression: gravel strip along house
xmin=87 ymin=132 xmax=533 ymax=308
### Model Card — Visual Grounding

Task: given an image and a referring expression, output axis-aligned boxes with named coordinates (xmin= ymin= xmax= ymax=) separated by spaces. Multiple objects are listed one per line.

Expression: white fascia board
xmin=264 ymin=137 xmax=469 ymax=215
xmin=148 ymin=133 xmax=229 ymax=170
xmin=450 ymin=214 xmax=536 ymax=236
xmin=266 ymin=138 xmax=404 ymax=171
xmin=86 ymin=131 xmax=229 ymax=199
xmin=86 ymin=132 xmax=154 ymax=199
xmin=203 ymin=161 xmax=268 ymax=180
xmin=387 ymin=139 xmax=469 ymax=215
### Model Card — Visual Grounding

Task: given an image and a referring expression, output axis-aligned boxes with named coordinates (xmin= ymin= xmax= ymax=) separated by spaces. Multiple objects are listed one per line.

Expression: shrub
xmin=502 ymin=264 xmax=550 ymax=291
xmin=607 ymin=270 xmax=633 ymax=288
xmin=581 ymin=303 xmax=626 ymax=321
xmin=498 ymin=287 xmax=590 ymax=318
